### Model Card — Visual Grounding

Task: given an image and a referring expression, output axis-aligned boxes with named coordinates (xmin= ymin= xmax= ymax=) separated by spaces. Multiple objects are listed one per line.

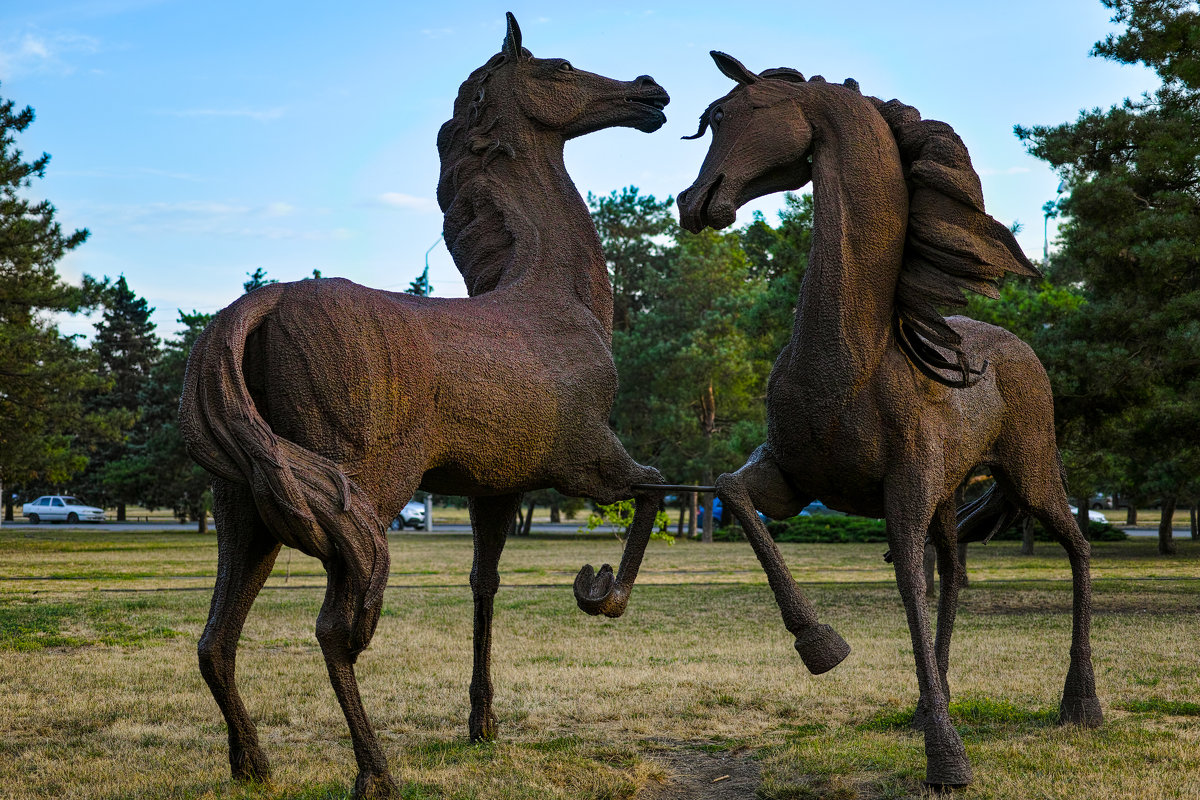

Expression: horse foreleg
xmin=914 ymin=501 xmax=960 ymax=731
xmin=717 ymin=445 xmax=850 ymax=675
xmin=574 ymin=480 xmax=663 ymax=618
xmin=467 ymin=494 xmax=519 ymax=741
xmin=199 ymin=479 xmax=281 ymax=783
xmin=887 ymin=487 xmax=972 ymax=788
xmin=316 ymin=562 xmax=396 ymax=798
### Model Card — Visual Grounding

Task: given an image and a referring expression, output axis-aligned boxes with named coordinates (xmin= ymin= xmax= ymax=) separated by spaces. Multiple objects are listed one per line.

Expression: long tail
xmin=178 ymin=284 xmax=388 ymax=658
xmin=955 ymin=457 xmax=1070 ymax=545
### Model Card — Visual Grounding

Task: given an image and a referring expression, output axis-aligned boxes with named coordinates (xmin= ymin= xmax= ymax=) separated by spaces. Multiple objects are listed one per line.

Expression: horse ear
xmin=710 ymin=51 xmax=758 ymax=85
xmin=503 ymin=12 xmax=526 ymax=60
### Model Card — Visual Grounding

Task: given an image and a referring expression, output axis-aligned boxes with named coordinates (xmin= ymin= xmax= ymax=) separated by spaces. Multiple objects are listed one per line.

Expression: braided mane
xmin=865 ymin=95 xmax=1041 ymax=387
xmin=435 ymin=50 xmax=536 ymax=296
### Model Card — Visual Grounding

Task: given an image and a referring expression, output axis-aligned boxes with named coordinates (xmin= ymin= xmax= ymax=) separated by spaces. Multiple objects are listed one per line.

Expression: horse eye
xmin=713 ymin=109 xmax=724 ymax=125
xmin=559 ymin=61 xmax=573 ymax=72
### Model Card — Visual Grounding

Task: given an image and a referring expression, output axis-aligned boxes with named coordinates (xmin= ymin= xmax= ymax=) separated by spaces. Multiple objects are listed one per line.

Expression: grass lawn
xmin=0 ymin=530 xmax=1197 ymax=799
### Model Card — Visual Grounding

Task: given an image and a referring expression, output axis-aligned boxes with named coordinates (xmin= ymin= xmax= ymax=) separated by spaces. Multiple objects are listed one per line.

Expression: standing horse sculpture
xmin=677 ymin=52 xmax=1102 ymax=788
xmin=179 ymin=14 xmax=669 ymax=798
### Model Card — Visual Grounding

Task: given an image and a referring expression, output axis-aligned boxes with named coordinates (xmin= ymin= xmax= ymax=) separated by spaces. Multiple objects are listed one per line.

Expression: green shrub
xmin=767 ymin=515 xmax=888 ymax=543
xmin=992 ymin=518 xmax=1126 ymax=542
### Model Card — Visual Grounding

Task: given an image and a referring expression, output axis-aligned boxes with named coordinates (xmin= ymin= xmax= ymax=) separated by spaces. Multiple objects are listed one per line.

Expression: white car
xmin=390 ymin=499 xmax=427 ymax=530
xmin=1069 ymin=505 xmax=1109 ymax=525
xmin=22 ymin=495 xmax=106 ymax=524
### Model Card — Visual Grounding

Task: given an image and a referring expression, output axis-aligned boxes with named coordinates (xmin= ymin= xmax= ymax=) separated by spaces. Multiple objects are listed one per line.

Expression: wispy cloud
xmin=421 ymin=28 xmax=454 ymax=39
xmin=161 ymin=107 xmax=285 ymax=122
xmin=378 ymin=192 xmax=438 ymax=213
xmin=0 ymin=30 xmax=101 ymax=79
xmin=82 ymin=199 xmax=349 ymax=240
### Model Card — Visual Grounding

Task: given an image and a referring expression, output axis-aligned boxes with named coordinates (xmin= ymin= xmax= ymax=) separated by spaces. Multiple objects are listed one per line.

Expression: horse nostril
xmin=635 ymin=75 xmax=660 ymax=89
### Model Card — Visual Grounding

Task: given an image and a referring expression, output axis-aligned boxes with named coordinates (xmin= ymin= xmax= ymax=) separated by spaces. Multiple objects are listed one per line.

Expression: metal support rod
xmin=631 ymin=483 xmax=717 ymax=493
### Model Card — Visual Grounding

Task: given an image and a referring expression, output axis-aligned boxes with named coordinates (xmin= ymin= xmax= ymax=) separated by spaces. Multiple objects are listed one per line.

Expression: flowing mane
xmin=866 ymin=95 xmax=1041 ymax=386
xmin=435 ymin=49 xmax=536 ymax=296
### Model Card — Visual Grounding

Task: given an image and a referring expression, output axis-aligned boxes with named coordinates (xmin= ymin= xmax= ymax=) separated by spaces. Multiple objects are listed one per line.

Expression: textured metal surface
xmin=179 ymin=15 xmax=670 ymax=797
xmin=678 ymin=51 xmax=1100 ymax=788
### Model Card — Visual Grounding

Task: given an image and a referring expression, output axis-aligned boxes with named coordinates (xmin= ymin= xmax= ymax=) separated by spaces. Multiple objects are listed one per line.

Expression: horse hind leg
xmin=467 ymin=493 xmax=519 ymax=741
xmin=716 ymin=445 xmax=850 ymax=675
xmin=316 ymin=559 xmax=397 ymax=799
xmin=999 ymin=457 xmax=1103 ymax=727
xmin=199 ymin=479 xmax=282 ymax=783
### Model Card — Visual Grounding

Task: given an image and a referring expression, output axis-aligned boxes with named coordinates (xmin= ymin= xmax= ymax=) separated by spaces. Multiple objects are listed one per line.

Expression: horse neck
xmin=453 ymin=131 xmax=613 ymax=335
xmin=788 ymin=95 xmax=908 ymax=397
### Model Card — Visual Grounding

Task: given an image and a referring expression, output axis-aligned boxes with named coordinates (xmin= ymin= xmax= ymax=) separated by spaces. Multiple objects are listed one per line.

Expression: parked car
xmin=390 ymin=499 xmax=427 ymax=530
xmin=1069 ymin=505 xmax=1109 ymax=525
xmin=799 ymin=500 xmax=845 ymax=517
xmin=22 ymin=496 xmax=106 ymax=524
xmin=697 ymin=496 xmax=768 ymax=528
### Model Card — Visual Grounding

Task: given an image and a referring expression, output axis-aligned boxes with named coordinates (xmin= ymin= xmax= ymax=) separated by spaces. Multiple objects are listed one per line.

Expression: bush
xmin=767 ymin=515 xmax=888 ymax=543
xmin=712 ymin=515 xmax=1125 ymax=544
xmin=992 ymin=518 xmax=1126 ymax=542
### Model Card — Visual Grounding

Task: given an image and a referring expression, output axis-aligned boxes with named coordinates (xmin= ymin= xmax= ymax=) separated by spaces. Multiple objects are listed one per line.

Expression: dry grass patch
xmin=0 ymin=531 xmax=1197 ymax=798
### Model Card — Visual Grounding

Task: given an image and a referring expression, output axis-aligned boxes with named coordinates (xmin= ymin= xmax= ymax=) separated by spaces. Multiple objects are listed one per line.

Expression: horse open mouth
xmin=626 ymin=93 xmax=669 ymax=112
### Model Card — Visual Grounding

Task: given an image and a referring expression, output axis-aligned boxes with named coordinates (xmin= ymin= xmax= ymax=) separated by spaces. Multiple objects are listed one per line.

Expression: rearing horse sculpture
xmin=678 ymin=52 xmax=1101 ymax=788
xmin=180 ymin=15 xmax=668 ymax=798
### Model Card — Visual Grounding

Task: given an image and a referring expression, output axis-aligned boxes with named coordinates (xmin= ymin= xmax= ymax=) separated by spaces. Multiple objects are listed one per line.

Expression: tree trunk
xmin=1126 ymin=504 xmax=1138 ymax=526
xmin=0 ymin=475 xmax=4 ymax=528
xmin=522 ymin=498 xmax=535 ymax=537
xmin=1020 ymin=516 xmax=1035 ymax=555
xmin=676 ymin=502 xmax=686 ymax=538
xmin=1191 ymin=505 xmax=1197 ymax=541
xmin=701 ymin=491 xmax=713 ymax=544
xmin=197 ymin=511 xmax=207 ymax=534
xmin=550 ymin=495 xmax=561 ymax=524
xmin=117 ymin=502 xmax=126 ymax=522
xmin=923 ymin=541 xmax=936 ymax=598
xmin=1076 ymin=500 xmax=1090 ymax=538
xmin=687 ymin=492 xmax=697 ymax=539
xmin=513 ymin=505 xmax=524 ymax=536
xmin=1158 ymin=496 xmax=1177 ymax=556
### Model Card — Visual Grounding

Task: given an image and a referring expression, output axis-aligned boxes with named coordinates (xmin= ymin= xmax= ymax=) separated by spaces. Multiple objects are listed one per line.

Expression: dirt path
xmin=639 ymin=744 xmax=761 ymax=799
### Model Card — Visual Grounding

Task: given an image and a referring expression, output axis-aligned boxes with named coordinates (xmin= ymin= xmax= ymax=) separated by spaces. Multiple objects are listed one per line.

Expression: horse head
xmin=678 ymin=52 xmax=815 ymax=232
xmin=481 ymin=13 xmax=669 ymax=142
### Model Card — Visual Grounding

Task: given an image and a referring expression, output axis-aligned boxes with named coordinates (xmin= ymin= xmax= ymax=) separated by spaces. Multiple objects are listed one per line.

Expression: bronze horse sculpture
xmin=677 ymin=52 xmax=1102 ymax=787
xmin=179 ymin=15 xmax=669 ymax=798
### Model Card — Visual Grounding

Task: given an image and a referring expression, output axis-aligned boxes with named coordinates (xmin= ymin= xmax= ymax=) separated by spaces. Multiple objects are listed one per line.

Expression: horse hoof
xmin=794 ymin=624 xmax=851 ymax=675
xmin=924 ymin=719 xmax=972 ymax=789
xmin=469 ymin=709 xmax=498 ymax=742
xmin=354 ymin=770 xmax=398 ymax=799
xmin=230 ymin=746 xmax=271 ymax=783
xmin=573 ymin=563 xmax=626 ymax=618
xmin=1059 ymin=694 xmax=1103 ymax=728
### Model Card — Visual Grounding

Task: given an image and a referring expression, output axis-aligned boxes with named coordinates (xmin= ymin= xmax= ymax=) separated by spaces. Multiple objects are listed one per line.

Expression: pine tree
xmin=0 ymin=85 xmax=102 ymax=523
xmin=406 ymin=265 xmax=433 ymax=297
xmin=78 ymin=276 xmax=160 ymax=519
xmin=1016 ymin=0 xmax=1200 ymax=554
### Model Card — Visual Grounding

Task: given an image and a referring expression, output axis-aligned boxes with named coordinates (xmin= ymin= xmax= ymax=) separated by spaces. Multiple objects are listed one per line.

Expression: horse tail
xmin=179 ymin=284 xmax=388 ymax=659
xmin=956 ymin=477 xmax=1027 ymax=545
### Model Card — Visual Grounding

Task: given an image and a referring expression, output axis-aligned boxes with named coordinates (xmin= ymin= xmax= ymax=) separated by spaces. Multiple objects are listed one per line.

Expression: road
xmin=0 ymin=519 xmax=1182 ymax=538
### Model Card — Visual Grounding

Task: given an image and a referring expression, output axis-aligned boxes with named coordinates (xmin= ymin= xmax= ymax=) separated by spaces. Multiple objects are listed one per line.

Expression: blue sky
xmin=1 ymin=0 xmax=1158 ymax=341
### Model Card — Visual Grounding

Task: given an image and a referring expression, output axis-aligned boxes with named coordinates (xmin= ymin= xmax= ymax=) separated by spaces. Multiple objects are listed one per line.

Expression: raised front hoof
xmin=1059 ymin=694 xmax=1103 ymax=728
xmin=573 ymin=563 xmax=627 ymax=618
xmin=354 ymin=770 xmax=398 ymax=800
xmin=793 ymin=624 xmax=851 ymax=675
xmin=230 ymin=746 xmax=271 ymax=783
xmin=468 ymin=708 xmax=498 ymax=742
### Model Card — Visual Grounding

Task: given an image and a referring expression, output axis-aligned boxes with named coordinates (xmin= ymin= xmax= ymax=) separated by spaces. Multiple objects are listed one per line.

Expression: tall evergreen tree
xmin=77 ymin=276 xmax=159 ymax=518
xmin=1016 ymin=0 xmax=1200 ymax=554
xmin=0 ymin=86 xmax=103 ymax=523
xmin=589 ymin=188 xmax=676 ymax=332
xmin=406 ymin=265 xmax=433 ymax=296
